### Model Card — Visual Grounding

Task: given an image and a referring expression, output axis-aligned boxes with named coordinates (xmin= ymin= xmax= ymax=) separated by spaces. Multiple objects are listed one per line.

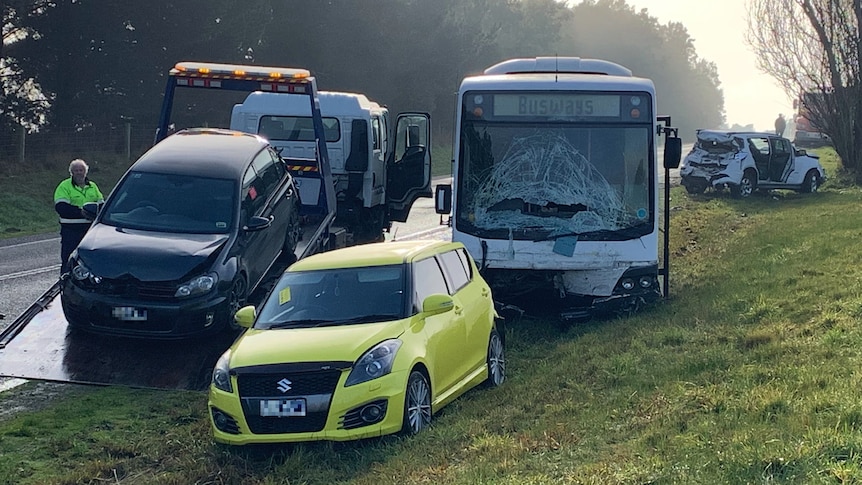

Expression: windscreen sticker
xmin=279 ymin=287 xmax=291 ymax=305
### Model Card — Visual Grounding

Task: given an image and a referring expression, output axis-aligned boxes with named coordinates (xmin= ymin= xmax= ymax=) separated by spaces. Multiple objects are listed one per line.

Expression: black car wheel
xmin=485 ymin=328 xmax=506 ymax=387
xmin=227 ymin=276 xmax=247 ymax=330
xmin=733 ymin=169 xmax=757 ymax=198
xmin=802 ymin=170 xmax=820 ymax=193
xmin=402 ymin=370 xmax=432 ymax=435
xmin=282 ymin=205 xmax=302 ymax=261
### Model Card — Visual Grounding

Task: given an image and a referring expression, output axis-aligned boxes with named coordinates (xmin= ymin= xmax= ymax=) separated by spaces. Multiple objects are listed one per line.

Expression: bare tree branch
xmin=747 ymin=0 xmax=862 ymax=180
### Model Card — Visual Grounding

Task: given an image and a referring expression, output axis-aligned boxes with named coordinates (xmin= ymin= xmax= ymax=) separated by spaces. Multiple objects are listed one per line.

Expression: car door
xmin=437 ymin=248 xmax=491 ymax=382
xmin=768 ymin=136 xmax=793 ymax=182
xmin=769 ymin=137 xmax=793 ymax=182
xmin=240 ymin=156 xmax=280 ymax=290
xmin=387 ymin=113 xmax=432 ymax=222
xmin=412 ymin=255 xmax=465 ymax=395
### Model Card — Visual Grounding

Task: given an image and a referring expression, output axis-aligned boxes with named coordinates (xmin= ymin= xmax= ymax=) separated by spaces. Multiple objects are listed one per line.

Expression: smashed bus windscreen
xmin=456 ymin=90 xmax=654 ymax=241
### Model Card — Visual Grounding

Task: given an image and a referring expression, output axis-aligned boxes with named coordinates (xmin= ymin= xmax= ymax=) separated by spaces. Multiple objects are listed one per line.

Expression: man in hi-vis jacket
xmin=54 ymin=159 xmax=104 ymax=274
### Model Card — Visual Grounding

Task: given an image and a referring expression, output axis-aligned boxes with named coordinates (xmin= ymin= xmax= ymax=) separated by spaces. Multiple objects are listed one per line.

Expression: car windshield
xmin=100 ymin=171 xmax=236 ymax=234
xmin=255 ymin=265 xmax=407 ymax=329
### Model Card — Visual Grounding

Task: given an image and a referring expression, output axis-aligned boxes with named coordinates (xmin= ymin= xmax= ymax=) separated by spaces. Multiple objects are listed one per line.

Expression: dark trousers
xmin=60 ymin=224 xmax=89 ymax=274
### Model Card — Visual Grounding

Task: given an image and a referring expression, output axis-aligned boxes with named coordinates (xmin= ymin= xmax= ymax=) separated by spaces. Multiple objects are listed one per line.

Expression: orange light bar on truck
xmin=171 ymin=62 xmax=311 ymax=82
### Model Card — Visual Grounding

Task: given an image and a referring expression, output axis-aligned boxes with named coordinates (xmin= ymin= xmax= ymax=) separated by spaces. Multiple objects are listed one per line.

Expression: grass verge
xmin=4 ymin=149 xmax=862 ymax=483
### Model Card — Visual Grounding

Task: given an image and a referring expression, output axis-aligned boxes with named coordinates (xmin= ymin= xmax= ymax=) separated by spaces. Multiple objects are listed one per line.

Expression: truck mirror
xmin=663 ymin=137 xmax=682 ymax=169
xmin=435 ymin=184 xmax=452 ymax=215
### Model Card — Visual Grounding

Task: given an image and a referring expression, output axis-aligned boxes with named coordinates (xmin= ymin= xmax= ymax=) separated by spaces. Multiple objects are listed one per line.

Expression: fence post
xmin=121 ymin=116 xmax=133 ymax=160
xmin=18 ymin=125 xmax=25 ymax=164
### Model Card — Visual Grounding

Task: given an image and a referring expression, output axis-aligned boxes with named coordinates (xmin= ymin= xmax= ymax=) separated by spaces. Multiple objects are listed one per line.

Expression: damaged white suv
xmin=680 ymin=130 xmax=826 ymax=197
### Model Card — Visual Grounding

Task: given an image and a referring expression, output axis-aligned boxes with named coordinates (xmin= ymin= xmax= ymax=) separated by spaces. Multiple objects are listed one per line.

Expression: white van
xmin=231 ymin=91 xmax=430 ymax=243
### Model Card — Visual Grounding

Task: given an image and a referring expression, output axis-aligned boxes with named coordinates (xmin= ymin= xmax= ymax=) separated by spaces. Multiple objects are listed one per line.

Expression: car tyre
xmin=732 ymin=169 xmax=757 ymax=198
xmin=402 ymin=370 xmax=432 ymax=435
xmin=684 ymin=181 xmax=706 ymax=195
xmin=226 ymin=276 xmax=247 ymax=331
xmin=802 ymin=170 xmax=821 ymax=193
xmin=282 ymin=208 xmax=301 ymax=264
xmin=485 ymin=328 xmax=506 ymax=388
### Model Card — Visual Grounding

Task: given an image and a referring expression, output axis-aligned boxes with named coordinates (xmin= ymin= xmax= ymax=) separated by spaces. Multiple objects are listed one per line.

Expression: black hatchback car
xmin=61 ymin=128 xmax=302 ymax=338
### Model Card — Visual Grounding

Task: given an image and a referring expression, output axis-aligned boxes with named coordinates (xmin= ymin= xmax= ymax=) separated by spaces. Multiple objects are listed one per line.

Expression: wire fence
xmin=0 ymin=124 xmax=156 ymax=168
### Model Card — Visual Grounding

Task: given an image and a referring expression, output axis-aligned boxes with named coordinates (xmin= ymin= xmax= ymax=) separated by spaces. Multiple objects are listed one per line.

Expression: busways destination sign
xmin=493 ymin=93 xmax=621 ymax=118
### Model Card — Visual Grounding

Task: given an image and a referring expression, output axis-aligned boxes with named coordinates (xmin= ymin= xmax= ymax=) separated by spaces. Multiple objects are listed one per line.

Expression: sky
xmin=610 ymin=0 xmax=793 ymax=132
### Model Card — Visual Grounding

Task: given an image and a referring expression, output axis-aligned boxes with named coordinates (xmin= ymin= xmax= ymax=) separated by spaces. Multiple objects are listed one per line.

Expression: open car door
xmin=387 ymin=113 xmax=432 ymax=222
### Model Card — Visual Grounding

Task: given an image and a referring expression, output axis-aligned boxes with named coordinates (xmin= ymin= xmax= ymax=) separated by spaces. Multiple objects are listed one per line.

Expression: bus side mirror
xmin=435 ymin=184 xmax=452 ymax=215
xmin=663 ymin=137 xmax=682 ymax=169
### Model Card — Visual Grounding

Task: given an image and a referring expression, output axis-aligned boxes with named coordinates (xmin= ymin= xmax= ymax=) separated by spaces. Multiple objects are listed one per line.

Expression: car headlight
xmin=212 ymin=350 xmax=232 ymax=393
xmin=175 ymin=273 xmax=218 ymax=298
xmin=70 ymin=260 xmax=92 ymax=281
xmin=345 ymin=339 xmax=403 ymax=387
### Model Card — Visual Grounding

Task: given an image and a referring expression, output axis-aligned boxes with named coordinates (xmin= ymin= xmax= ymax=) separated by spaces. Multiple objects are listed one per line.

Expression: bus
xmin=435 ymin=57 xmax=681 ymax=320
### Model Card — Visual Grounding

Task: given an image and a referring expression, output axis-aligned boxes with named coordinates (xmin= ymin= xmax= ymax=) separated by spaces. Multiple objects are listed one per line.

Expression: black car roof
xmin=131 ymin=128 xmax=269 ymax=179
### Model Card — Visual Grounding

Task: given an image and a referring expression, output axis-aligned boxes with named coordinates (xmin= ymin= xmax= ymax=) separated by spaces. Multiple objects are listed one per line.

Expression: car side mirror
xmin=82 ymin=202 xmax=102 ymax=221
xmin=422 ymin=293 xmax=454 ymax=316
xmin=664 ymin=136 xmax=682 ymax=169
xmin=234 ymin=305 xmax=256 ymax=328
xmin=244 ymin=215 xmax=273 ymax=232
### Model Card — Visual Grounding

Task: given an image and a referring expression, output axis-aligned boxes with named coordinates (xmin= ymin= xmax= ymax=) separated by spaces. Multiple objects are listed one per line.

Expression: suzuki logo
xmin=276 ymin=378 xmax=292 ymax=393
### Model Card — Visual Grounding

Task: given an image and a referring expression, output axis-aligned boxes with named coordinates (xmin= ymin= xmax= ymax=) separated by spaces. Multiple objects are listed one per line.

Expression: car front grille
xmin=76 ymin=278 xmax=178 ymax=300
xmin=236 ymin=367 xmax=343 ymax=434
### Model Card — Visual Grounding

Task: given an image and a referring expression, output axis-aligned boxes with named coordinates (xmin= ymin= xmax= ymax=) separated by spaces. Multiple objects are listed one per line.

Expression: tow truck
xmin=0 ymin=62 xmax=431 ymax=391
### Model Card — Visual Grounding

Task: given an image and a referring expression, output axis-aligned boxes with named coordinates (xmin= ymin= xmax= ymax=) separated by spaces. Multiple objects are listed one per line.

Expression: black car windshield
xmin=100 ymin=171 xmax=236 ymax=234
xmin=255 ymin=265 xmax=407 ymax=329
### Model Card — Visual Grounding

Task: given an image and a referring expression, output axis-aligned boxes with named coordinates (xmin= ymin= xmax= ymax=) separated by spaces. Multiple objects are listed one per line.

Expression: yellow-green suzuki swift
xmin=208 ymin=240 xmax=505 ymax=444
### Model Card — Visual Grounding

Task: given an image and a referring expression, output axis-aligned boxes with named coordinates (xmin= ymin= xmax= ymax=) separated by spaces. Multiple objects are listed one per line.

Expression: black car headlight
xmin=345 ymin=339 xmax=402 ymax=387
xmin=212 ymin=350 xmax=232 ymax=393
xmin=175 ymin=273 xmax=218 ymax=298
xmin=70 ymin=260 xmax=92 ymax=281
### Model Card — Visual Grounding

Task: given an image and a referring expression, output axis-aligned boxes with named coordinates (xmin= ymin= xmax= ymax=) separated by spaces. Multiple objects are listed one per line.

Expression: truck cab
xmin=230 ymin=91 xmax=431 ymax=243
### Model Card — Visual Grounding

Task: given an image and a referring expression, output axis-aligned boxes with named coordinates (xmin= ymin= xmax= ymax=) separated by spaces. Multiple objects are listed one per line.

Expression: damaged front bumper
xmin=483 ymin=265 xmax=661 ymax=322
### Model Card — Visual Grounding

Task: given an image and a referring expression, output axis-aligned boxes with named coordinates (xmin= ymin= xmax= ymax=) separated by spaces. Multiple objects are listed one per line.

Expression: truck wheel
xmin=802 ymin=170 xmax=820 ymax=193
xmin=732 ymin=169 xmax=757 ymax=198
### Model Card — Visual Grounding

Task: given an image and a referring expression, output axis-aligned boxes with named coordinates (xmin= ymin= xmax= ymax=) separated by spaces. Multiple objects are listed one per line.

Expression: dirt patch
xmin=0 ymin=379 xmax=91 ymax=422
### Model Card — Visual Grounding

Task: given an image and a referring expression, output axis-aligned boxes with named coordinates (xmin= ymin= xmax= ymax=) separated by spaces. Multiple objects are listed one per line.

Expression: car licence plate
xmin=260 ymin=398 xmax=307 ymax=417
xmin=112 ymin=306 xmax=148 ymax=321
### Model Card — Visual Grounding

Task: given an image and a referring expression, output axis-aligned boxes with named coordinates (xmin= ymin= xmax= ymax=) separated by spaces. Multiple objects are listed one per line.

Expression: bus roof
xmin=236 ymin=91 xmax=382 ymax=117
xmin=459 ymin=72 xmax=656 ymax=94
xmin=484 ymin=57 xmax=632 ymax=76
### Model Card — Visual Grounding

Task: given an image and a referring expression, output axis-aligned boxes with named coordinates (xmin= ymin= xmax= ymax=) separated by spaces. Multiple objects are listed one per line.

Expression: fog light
xmin=360 ymin=403 xmax=385 ymax=423
xmin=639 ymin=276 xmax=653 ymax=288
xmin=214 ymin=410 xmax=228 ymax=428
xmin=621 ymin=278 xmax=635 ymax=291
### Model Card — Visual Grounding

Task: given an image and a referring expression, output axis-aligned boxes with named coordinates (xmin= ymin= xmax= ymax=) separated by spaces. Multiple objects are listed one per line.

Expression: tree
xmin=747 ymin=0 xmax=862 ymax=180
xmin=559 ymin=0 xmax=725 ymax=137
xmin=1 ymin=0 xmax=52 ymax=131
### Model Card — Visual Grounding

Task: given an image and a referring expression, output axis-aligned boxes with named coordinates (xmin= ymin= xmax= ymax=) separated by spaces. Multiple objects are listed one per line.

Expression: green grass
xmin=6 ymin=148 xmax=862 ymax=483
